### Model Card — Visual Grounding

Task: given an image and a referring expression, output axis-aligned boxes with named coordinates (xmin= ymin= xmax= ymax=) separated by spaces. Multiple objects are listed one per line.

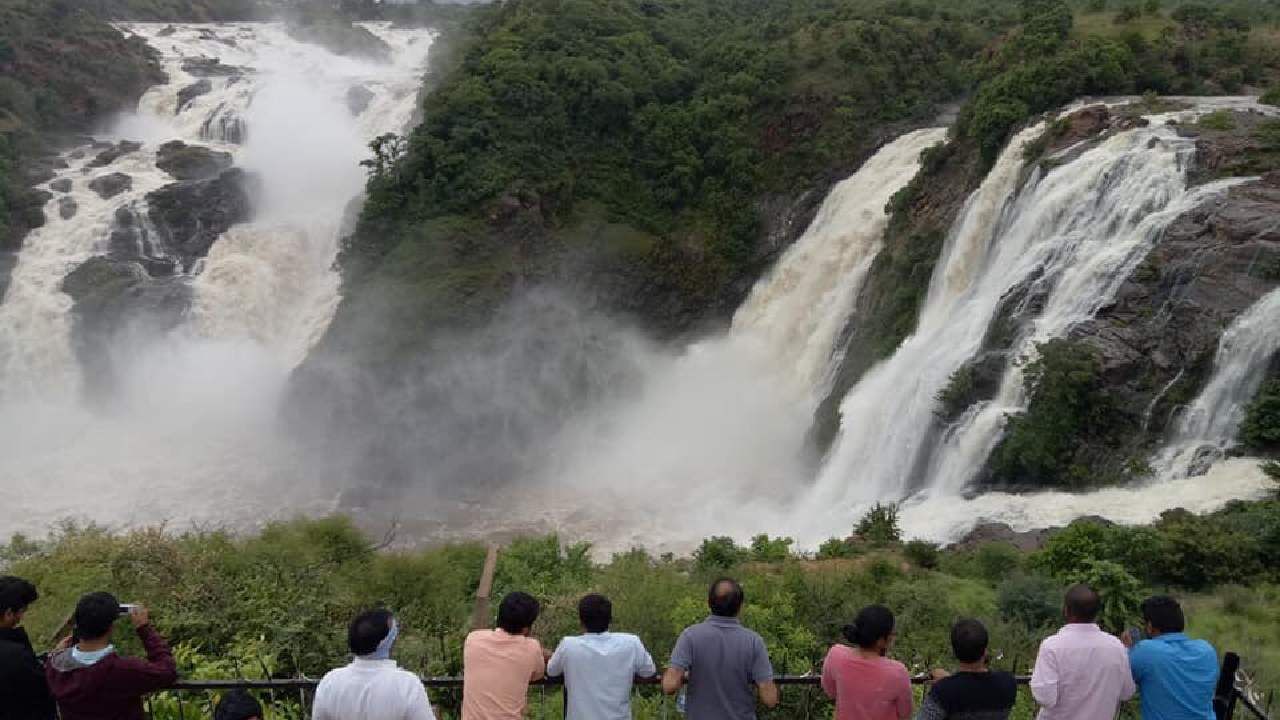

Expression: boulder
xmin=950 ymin=522 xmax=1054 ymax=552
xmin=346 ymin=85 xmax=376 ymax=116
xmin=181 ymin=57 xmax=246 ymax=78
xmin=157 ymin=25 xmax=177 ymax=37
xmin=155 ymin=140 xmax=233 ymax=181
xmin=50 ymin=178 xmax=73 ymax=193
xmin=146 ymin=168 xmax=254 ymax=270
xmin=88 ymin=141 xmax=143 ymax=169
xmin=58 ymin=196 xmax=78 ymax=220
xmin=176 ymin=78 xmax=213 ymax=112
xmin=88 ymin=173 xmax=133 ymax=199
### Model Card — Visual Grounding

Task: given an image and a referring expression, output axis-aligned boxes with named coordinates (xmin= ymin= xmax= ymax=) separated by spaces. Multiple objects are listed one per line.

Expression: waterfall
xmin=733 ymin=128 xmax=948 ymax=401
xmin=1155 ymin=288 xmax=1280 ymax=477
xmin=0 ymin=22 xmax=433 ymax=536
xmin=803 ymin=116 xmax=1256 ymax=531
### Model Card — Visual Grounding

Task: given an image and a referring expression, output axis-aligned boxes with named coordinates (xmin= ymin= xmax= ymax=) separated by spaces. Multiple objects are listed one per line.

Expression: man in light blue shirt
xmin=1124 ymin=595 xmax=1218 ymax=720
xmin=547 ymin=594 xmax=656 ymax=720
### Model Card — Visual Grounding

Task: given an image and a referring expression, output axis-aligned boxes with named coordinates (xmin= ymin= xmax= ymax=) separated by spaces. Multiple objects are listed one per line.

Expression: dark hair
xmin=950 ymin=618 xmax=989 ymax=664
xmin=578 ymin=594 xmax=612 ymax=633
xmin=213 ymin=689 xmax=263 ymax=720
xmin=1064 ymin=584 xmax=1101 ymax=622
xmin=497 ymin=592 xmax=541 ymax=634
xmin=1140 ymin=595 xmax=1186 ymax=634
xmin=843 ymin=605 xmax=895 ymax=649
xmin=348 ymin=609 xmax=394 ymax=655
xmin=707 ymin=578 xmax=744 ymax=617
xmin=0 ymin=576 xmax=38 ymax=614
xmin=74 ymin=592 xmax=121 ymax=640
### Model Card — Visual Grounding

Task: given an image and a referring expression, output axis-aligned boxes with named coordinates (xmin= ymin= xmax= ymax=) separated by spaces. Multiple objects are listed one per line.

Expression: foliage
xmin=1241 ymin=379 xmax=1280 ymax=452
xmin=1263 ymin=87 xmax=1280 ymax=107
xmin=693 ymin=536 xmax=748 ymax=571
xmin=998 ymin=573 xmax=1062 ymax=630
xmin=1198 ymin=109 xmax=1238 ymax=130
xmin=903 ymin=540 xmax=941 ymax=569
xmin=816 ymin=536 xmax=860 ymax=560
xmin=990 ymin=340 xmax=1122 ymax=487
xmin=1067 ymin=559 xmax=1142 ymax=634
xmin=750 ymin=535 xmax=796 ymax=563
xmin=975 ymin=543 xmax=1024 ymax=585
xmin=856 ymin=503 xmax=902 ymax=547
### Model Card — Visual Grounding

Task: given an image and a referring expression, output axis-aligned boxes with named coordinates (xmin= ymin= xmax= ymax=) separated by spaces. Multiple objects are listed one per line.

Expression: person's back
xmin=1126 ymin=596 xmax=1217 ymax=720
xmin=664 ymin=578 xmax=777 ymax=720
xmin=0 ymin=576 xmax=55 ymax=720
xmin=547 ymin=594 xmax=655 ymax=720
xmin=462 ymin=592 xmax=546 ymax=720
xmin=313 ymin=609 xmax=435 ymax=720
xmin=822 ymin=606 xmax=912 ymax=720
xmin=1030 ymin=585 xmax=1135 ymax=720
xmin=45 ymin=596 xmax=177 ymax=720
xmin=916 ymin=619 xmax=1016 ymax=720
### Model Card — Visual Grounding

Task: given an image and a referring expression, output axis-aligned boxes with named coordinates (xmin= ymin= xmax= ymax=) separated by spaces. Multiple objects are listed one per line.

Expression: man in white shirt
xmin=547 ymin=594 xmax=657 ymax=720
xmin=1030 ymin=584 xmax=1135 ymax=720
xmin=313 ymin=609 xmax=435 ymax=720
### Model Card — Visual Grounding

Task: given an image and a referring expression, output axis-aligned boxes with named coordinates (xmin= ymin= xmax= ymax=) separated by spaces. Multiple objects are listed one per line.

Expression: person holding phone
xmin=1123 ymin=596 xmax=1218 ymax=720
xmin=45 ymin=593 xmax=177 ymax=720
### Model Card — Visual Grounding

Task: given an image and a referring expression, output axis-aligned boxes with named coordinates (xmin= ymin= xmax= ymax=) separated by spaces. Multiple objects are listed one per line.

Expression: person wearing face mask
xmin=313 ymin=609 xmax=435 ymax=720
xmin=821 ymin=605 xmax=913 ymax=720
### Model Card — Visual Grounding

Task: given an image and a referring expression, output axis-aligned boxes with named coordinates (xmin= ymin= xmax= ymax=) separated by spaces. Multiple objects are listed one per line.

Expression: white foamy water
xmin=0 ymin=23 xmax=433 ymax=537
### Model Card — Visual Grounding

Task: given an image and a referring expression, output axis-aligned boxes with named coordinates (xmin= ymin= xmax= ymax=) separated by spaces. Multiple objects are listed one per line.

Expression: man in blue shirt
xmin=546 ymin=594 xmax=656 ymax=720
xmin=1124 ymin=595 xmax=1218 ymax=720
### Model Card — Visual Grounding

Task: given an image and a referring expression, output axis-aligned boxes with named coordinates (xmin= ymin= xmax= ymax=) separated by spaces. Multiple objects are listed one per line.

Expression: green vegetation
xmin=990 ymin=339 xmax=1125 ymax=487
xmin=7 ymin=500 xmax=1280 ymax=718
xmin=1242 ymin=378 xmax=1280 ymax=452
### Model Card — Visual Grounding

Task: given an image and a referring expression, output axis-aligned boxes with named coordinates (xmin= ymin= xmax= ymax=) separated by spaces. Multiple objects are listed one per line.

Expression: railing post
xmin=470 ymin=544 xmax=500 ymax=631
xmin=1214 ymin=651 xmax=1240 ymax=720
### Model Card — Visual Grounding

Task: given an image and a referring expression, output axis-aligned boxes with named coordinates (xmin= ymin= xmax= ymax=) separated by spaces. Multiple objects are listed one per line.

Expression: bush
xmin=694 ymin=536 xmax=748 ymax=571
xmin=904 ymin=540 xmax=941 ymax=570
xmin=1198 ymin=109 xmax=1237 ymax=131
xmin=856 ymin=504 xmax=902 ymax=547
xmin=816 ymin=536 xmax=859 ymax=560
xmin=1068 ymin=559 xmax=1142 ymax=634
xmin=750 ymin=535 xmax=795 ymax=563
xmin=1241 ymin=380 xmax=1280 ymax=452
xmin=998 ymin=573 xmax=1062 ymax=629
xmin=1033 ymin=520 xmax=1125 ymax=578
xmin=1262 ymin=88 xmax=1280 ymax=108
xmin=975 ymin=542 xmax=1023 ymax=584
xmin=1147 ymin=512 xmax=1263 ymax=589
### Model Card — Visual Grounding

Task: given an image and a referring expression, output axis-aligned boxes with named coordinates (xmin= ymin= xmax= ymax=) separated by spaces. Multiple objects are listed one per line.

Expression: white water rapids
xmin=0 ymin=23 xmax=433 ymax=535
xmin=0 ymin=30 xmax=1273 ymax=556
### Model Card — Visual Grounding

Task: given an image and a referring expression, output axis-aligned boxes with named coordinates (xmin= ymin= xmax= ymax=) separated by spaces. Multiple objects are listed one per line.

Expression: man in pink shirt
xmin=1030 ymin=585 xmax=1135 ymax=720
xmin=462 ymin=592 xmax=548 ymax=720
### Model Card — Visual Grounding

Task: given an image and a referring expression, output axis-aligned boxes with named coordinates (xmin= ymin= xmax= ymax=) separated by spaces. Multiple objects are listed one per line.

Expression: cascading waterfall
xmin=0 ymin=23 xmax=433 ymax=536
xmin=1155 ymin=287 xmax=1280 ymax=477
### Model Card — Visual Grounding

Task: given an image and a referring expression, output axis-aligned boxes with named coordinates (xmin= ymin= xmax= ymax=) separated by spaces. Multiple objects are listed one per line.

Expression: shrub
xmin=1068 ymin=559 xmax=1142 ymax=634
xmin=694 ymin=536 xmax=748 ymax=571
xmin=1147 ymin=512 xmax=1263 ymax=589
xmin=1262 ymin=87 xmax=1280 ymax=108
xmin=750 ymin=535 xmax=795 ymax=563
xmin=904 ymin=540 xmax=941 ymax=570
xmin=1241 ymin=380 xmax=1280 ymax=451
xmin=1033 ymin=520 xmax=1125 ymax=579
xmin=1198 ymin=109 xmax=1237 ymax=131
xmin=998 ymin=573 xmax=1062 ymax=629
xmin=856 ymin=504 xmax=902 ymax=547
xmin=975 ymin=542 xmax=1023 ymax=585
xmin=816 ymin=536 xmax=859 ymax=560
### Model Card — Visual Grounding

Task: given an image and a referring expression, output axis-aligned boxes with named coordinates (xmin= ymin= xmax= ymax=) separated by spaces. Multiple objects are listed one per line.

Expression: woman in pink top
xmin=821 ymin=605 xmax=913 ymax=720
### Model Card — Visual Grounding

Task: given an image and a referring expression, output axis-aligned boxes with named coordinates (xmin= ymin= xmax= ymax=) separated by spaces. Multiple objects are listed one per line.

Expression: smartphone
xmin=118 ymin=604 xmax=138 ymax=616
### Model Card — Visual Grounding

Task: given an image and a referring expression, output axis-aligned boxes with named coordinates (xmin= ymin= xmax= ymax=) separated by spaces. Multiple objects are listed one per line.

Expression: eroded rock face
xmin=145 ymin=168 xmax=254 ymax=270
xmin=88 ymin=173 xmax=133 ymax=199
xmin=155 ymin=140 xmax=233 ymax=181
xmin=177 ymin=78 xmax=213 ymax=112
xmin=88 ymin=141 xmax=143 ymax=168
xmin=50 ymin=178 xmax=73 ymax=193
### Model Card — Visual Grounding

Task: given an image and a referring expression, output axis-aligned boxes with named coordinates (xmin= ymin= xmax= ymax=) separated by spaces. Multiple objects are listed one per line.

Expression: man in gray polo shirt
xmin=662 ymin=577 xmax=779 ymax=719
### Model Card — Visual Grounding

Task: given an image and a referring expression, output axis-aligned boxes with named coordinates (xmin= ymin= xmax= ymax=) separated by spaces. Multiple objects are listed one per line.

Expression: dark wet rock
xmin=950 ymin=522 xmax=1054 ymax=552
xmin=50 ymin=178 xmax=73 ymax=194
xmin=58 ymin=196 xmax=78 ymax=220
xmin=88 ymin=172 xmax=133 ymax=199
xmin=155 ymin=140 xmax=233 ymax=181
xmin=181 ymin=57 xmax=246 ymax=77
xmin=177 ymin=78 xmax=213 ymax=112
xmin=88 ymin=141 xmax=143 ymax=169
xmin=157 ymin=25 xmax=177 ymax=37
xmin=146 ymin=168 xmax=254 ymax=270
xmin=346 ymin=85 xmax=376 ymax=116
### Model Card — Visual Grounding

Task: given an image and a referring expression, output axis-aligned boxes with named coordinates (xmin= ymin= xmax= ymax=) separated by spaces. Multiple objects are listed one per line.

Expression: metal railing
xmin=137 ymin=660 xmax=1271 ymax=720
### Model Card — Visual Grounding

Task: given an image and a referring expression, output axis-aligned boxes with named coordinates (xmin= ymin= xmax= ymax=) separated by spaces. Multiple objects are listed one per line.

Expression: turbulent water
xmin=0 ymin=22 xmax=1273 ymax=555
xmin=0 ymin=23 xmax=433 ymax=536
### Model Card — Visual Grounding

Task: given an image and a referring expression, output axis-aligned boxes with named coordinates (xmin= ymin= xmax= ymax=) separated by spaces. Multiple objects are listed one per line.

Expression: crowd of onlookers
xmin=0 ymin=574 xmax=1224 ymax=720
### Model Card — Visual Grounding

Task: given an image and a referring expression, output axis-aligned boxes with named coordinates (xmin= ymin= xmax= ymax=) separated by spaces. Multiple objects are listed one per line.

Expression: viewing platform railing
xmin=138 ymin=653 xmax=1270 ymax=720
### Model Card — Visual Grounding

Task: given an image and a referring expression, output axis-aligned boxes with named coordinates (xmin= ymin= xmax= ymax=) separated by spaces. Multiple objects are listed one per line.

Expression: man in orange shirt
xmin=462 ymin=592 xmax=548 ymax=719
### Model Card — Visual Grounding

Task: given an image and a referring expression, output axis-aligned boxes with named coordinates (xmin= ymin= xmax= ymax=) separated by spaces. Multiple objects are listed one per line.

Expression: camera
xmin=118 ymin=604 xmax=138 ymax=616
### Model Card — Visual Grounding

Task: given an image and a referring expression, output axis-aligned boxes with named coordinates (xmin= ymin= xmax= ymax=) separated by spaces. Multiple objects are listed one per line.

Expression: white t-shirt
xmin=547 ymin=632 xmax=657 ymax=720
xmin=313 ymin=658 xmax=436 ymax=720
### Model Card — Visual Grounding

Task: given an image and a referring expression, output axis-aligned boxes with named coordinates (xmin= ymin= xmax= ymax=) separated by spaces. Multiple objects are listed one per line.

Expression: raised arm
xmin=113 ymin=608 xmax=177 ymax=694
